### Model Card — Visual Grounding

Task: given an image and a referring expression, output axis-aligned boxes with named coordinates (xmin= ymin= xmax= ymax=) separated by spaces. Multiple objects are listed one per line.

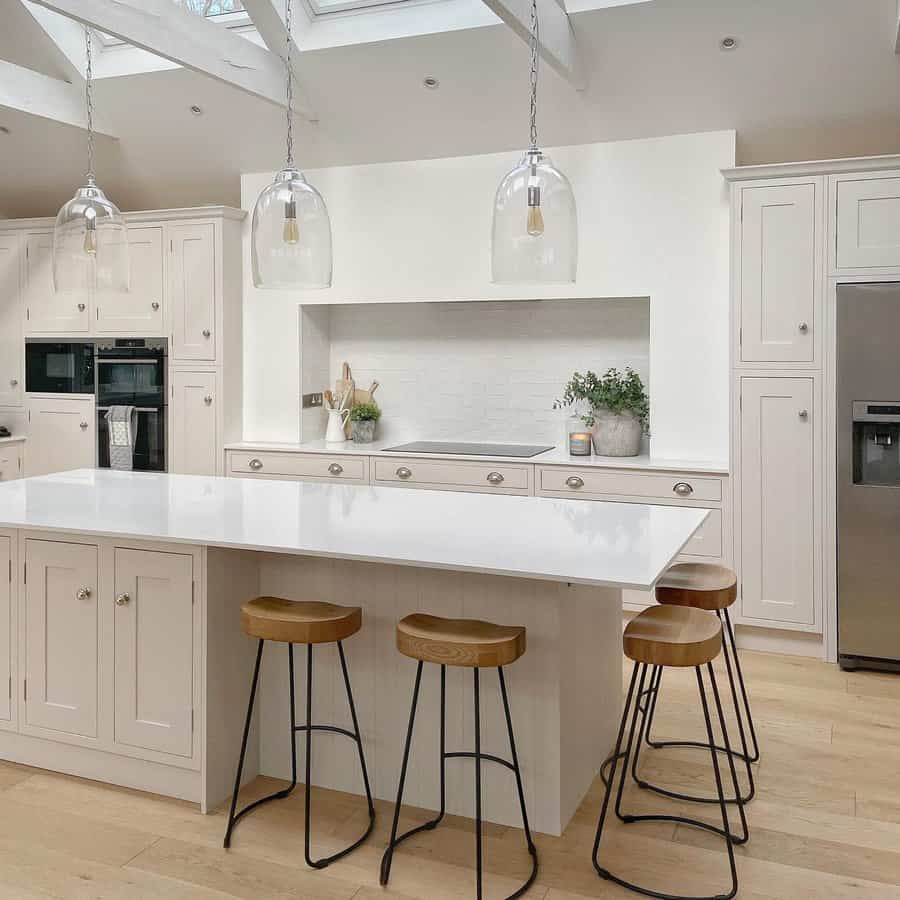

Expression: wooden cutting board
xmin=335 ymin=362 xmax=354 ymax=437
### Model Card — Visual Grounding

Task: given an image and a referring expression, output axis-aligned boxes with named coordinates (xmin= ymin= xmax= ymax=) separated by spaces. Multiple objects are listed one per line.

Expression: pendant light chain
xmin=529 ymin=0 xmax=540 ymax=150
xmin=285 ymin=0 xmax=295 ymax=168
xmin=84 ymin=26 xmax=95 ymax=181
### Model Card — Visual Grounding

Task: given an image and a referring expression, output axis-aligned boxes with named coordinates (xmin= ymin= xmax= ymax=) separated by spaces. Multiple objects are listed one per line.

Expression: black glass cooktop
xmin=382 ymin=441 xmax=555 ymax=458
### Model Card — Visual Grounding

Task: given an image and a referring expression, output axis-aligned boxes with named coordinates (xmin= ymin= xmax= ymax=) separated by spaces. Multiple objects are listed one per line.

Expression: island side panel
xmin=252 ymin=553 xmax=623 ymax=836
xmin=203 ymin=547 xmax=262 ymax=814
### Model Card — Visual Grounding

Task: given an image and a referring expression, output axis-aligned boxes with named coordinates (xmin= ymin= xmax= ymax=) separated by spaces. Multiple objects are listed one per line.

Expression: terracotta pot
xmin=591 ymin=408 xmax=642 ymax=457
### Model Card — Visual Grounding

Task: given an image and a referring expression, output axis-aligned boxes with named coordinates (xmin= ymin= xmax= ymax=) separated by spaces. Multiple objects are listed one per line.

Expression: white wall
xmin=309 ymin=298 xmax=649 ymax=445
xmin=241 ymin=129 xmax=734 ymax=460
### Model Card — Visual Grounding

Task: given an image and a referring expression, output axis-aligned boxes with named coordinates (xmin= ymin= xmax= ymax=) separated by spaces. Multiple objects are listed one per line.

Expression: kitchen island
xmin=0 ymin=469 xmax=707 ymax=835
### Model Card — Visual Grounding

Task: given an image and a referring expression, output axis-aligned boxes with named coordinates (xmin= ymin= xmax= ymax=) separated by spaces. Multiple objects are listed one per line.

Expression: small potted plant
xmin=555 ymin=367 xmax=649 ymax=457
xmin=349 ymin=402 xmax=381 ymax=444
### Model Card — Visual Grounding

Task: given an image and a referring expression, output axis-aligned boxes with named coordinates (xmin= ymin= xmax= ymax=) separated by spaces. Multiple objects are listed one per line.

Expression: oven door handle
xmin=97 ymin=406 xmax=163 ymax=413
xmin=96 ymin=358 xmax=161 ymax=365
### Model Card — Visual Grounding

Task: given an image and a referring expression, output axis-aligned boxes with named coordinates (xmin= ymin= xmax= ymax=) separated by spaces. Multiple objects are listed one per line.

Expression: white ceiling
xmin=2 ymin=0 xmax=900 ymax=218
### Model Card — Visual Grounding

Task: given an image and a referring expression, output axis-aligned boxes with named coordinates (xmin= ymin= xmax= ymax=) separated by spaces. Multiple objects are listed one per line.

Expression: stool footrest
xmin=292 ymin=723 xmax=358 ymax=741
xmin=445 ymin=750 xmax=516 ymax=772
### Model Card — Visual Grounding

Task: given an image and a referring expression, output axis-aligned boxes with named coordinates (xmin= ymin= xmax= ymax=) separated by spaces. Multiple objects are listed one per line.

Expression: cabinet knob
xmin=9 ymin=379 xmax=17 ymax=387
xmin=79 ymin=421 xmax=89 ymax=430
xmin=204 ymin=395 xmax=213 ymax=405
xmin=396 ymin=466 xmax=413 ymax=480
xmin=151 ymin=301 xmax=160 ymax=311
xmin=77 ymin=302 xmax=86 ymax=312
xmin=486 ymin=471 xmax=505 ymax=485
xmin=202 ymin=329 xmax=211 ymax=338
xmin=565 ymin=475 xmax=584 ymax=489
xmin=328 ymin=462 xmax=344 ymax=476
xmin=115 ymin=592 xmax=130 ymax=606
xmin=248 ymin=458 xmax=263 ymax=470
xmin=798 ymin=321 xmax=809 ymax=334
xmin=75 ymin=587 xmax=91 ymax=601
xmin=673 ymin=482 xmax=694 ymax=496
xmin=798 ymin=409 xmax=809 ymax=420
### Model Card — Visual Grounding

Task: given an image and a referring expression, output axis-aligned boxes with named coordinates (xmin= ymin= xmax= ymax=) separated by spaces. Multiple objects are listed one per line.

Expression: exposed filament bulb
xmin=527 ymin=182 xmax=544 ymax=236
xmin=83 ymin=223 xmax=98 ymax=256
xmin=283 ymin=198 xmax=300 ymax=244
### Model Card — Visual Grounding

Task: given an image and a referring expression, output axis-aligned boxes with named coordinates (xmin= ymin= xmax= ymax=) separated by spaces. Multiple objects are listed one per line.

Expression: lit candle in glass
xmin=568 ymin=430 xmax=593 ymax=456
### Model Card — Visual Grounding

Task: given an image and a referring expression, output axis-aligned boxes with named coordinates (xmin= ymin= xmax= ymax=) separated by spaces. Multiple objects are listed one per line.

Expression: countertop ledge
xmin=0 ymin=470 xmax=709 ymax=591
xmin=0 ymin=435 xmax=25 ymax=445
xmin=225 ymin=440 xmax=729 ymax=475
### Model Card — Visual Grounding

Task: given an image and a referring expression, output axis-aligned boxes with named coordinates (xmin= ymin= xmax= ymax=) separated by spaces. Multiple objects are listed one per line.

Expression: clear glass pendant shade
xmin=491 ymin=149 xmax=577 ymax=284
xmin=251 ymin=168 xmax=333 ymax=289
xmin=53 ymin=176 xmax=129 ymax=293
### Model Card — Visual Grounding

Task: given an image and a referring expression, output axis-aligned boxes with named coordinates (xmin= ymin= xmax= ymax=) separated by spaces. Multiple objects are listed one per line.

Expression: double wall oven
xmin=26 ymin=338 xmax=168 ymax=472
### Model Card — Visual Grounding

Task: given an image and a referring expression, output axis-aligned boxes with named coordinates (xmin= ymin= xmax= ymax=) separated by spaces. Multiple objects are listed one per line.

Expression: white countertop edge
xmin=0 ymin=516 xmax=705 ymax=592
xmin=225 ymin=440 xmax=729 ymax=476
xmin=0 ymin=436 xmax=25 ymax=445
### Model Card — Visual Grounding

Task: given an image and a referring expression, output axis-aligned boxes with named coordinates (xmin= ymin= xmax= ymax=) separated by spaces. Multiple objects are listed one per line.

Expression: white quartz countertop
xmin=0 ymin=436 xmax=25 ymax=445
xmin=0 ymin=470 xmax=709 ymax=590
xmin=225 ymin=440 xmax=729 ymax=475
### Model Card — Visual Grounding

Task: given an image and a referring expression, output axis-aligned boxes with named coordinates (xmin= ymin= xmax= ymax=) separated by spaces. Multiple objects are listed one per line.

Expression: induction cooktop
xmin=382 ymin=441 xmax=555 ymax=458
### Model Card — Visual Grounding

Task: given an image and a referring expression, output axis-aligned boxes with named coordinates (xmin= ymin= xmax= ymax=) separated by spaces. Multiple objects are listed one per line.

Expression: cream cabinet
xmin=0 ymin=536 xmax=11 ymax=725
xmin=737 ymin=376 xmax=819 ymax=628
xmin=170 ymin=223 xmax=216 ymax=362
xmin=113 ymin=548 xmax=195 ymax=758
xmin=373 ymin=456 xmax=533 ymax=495
xmin=25 ymin=395 xmax=95 ymax=476
xmin=0 ymin=442 xmax=23 ymax=481
xmin=0 ymin=234 xmax=23 ymax=407
xmin=171 ymin=370 xmax=217 ymax=475
xmin=736 ymin=180 xmax=822 ymax=366
xmin=23 ymin=231 xmax=89 ymax=334
xmin=95 ymin=225 xmax=164 ymax=334
xmin=835 ymin=174 xmax=900 ymax=270
xmin=23 ymin=539 xmax=99 ymax=739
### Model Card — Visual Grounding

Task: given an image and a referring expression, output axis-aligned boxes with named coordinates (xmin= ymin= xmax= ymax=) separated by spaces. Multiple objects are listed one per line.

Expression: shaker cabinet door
xmin=25 ymin=396 xmax=95 ymax=477
xmin=0 ymin=234 xmax=23 ymax=407
xmin=23 ymin=231 xmax=90 ymax=334
xmin=738 ymin=182 xmax=820 ymax=364
xmin=170 ymin=223 xmax=216 ymax=361
xmin=0 ymin=537 xmax=11 ymax=724
xmin=739 ymin=377 xmax=818 ymax=627
xmin=23 ymin=539 xmax=99 ymax=739
xmin=170 ymin=370 xmax=217 ymax=475
xmin=113 ymin=548 xmax=194 ymax=758
xmin=96 ymin=225 xmax=164 ymax=334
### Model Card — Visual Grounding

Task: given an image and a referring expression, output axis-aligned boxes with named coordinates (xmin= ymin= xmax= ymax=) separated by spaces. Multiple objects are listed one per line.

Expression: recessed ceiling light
xmin=0 ymin=126 xmax=10 ymax=135
xmin=190 ymin=105 xmax=203 ymax=116
xmin=720 ymin=36 xmax=738 ymax=51
xmin=423 ymin=76 xmax=439 ymax=90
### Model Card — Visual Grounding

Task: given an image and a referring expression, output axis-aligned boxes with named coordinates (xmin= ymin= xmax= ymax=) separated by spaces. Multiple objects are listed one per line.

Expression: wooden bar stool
xmin=592 ymin=605 xmax=748 ymax=900
xmin=638 ymin=563 xmax=759 ymax=806
xmin=379 ymin=613 xmax=538 ymax=900
xmin=223 ymin=597 xmax=375 ymax=867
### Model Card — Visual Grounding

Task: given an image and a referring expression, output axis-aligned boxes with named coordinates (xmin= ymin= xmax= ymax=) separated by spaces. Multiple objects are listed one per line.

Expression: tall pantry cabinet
xmin=729 ymin=174 xmax=825 ymax=634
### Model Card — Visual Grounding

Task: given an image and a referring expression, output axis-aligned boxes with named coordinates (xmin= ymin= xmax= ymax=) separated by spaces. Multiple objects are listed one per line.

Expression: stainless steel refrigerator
xmin=837 ymin=283 xmax=900 ymax=670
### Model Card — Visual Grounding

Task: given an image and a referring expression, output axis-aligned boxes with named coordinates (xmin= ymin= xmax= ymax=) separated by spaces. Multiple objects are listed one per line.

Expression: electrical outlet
xmin=302 ymin=392 xmax=324 ymax=409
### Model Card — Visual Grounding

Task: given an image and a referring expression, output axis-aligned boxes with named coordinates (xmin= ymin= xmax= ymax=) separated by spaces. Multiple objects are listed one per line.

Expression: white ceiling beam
xmin=28 ymin=0 xmax=311 ymax=116
xmin=0 ymin=59 xmax=118 ymax=137
xmin=481 ymin=0 xmax=585 ymax=89
xmin=240 ymin=0 xmax=318 ymax=122
xmin=19 ymin=1 xmax=87 ymax=83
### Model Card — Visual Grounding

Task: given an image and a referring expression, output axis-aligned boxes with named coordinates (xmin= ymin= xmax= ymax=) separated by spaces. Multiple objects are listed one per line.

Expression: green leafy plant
xmin=554 ymin=367 xmax=649 ymax=431
xmin=349 ymin=402 xmax=381 ymax=422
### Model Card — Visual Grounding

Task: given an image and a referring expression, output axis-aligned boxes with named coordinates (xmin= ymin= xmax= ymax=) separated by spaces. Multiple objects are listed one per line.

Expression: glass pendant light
xmin=251 ymin=0 xmax=332 ymax=289
xmin=491 ymin=0 xmax=577 ymax=284
xmin=53 ymin=27 xmax=129 ymax=294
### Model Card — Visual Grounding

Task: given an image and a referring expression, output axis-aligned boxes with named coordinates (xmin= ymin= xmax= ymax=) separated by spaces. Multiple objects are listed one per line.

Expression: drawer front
xmin=374 ymin=457 xmax=531 ymax=494
xmin=538 ymin=467 xmax=722 ymax=502
xmin=681 ymin=509 xmax=722 ymax=558
xmin=0 ymin=445 xmax=22 ymax=481
xmin=228 ymin=451 xmax=367 ymax=483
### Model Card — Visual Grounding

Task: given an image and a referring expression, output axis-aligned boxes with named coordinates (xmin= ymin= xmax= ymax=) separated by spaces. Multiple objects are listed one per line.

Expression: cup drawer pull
xmin=396 ymin=466 xmax=412 ymax=480
xmin=566 ymin=475 xmax=585 ymax=489
xmin=673 ymin=482 xmax=694 ymax=496
xmin=486 ymin=471 xmax=505 ymax=485
xmin=328 ymin=462 xmax=344 ymax=476
xmin=248 ymin=458 xmax=263 ymax=470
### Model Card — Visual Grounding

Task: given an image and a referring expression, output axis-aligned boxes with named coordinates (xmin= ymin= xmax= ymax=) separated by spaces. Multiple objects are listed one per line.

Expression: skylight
xmin=95 ymin=1 xmax=250 ymax=48
xmin=302 ymin=0 xmax=422 ymax=17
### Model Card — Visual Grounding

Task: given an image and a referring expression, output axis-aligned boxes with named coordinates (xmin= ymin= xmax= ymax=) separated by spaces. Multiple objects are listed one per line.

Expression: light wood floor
xmin=1 ymin=649 xmax=899 ymax=899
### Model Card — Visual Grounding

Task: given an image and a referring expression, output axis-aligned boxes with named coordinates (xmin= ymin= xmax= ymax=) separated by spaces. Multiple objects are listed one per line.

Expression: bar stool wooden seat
xmin=223 ymin=597 xmax=375 ymax=868
xmin=593 ymin=605 xmax=747 ymax=900
xmin=381 ymin=613 xmax=538 ymax=900
xmin=639 ymin=563 xmax=759 ymax=809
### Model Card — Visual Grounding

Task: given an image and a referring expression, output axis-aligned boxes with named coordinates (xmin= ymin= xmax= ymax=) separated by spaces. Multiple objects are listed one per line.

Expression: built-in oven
xmin=95 ymin=339 xmax=168 ymax=472
xmin=25 ymin=341 xmax=95 ymax=394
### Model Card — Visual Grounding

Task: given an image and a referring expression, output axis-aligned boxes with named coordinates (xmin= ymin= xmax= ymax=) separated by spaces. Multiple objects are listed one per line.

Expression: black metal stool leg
xmin=380 ymin=660 xmax=424 ymax=886
xmin=724 ymin=608 xmax=760 ymax=762
xmin=224 ymin=640 xmax=298 ymax=849
xmin=615 ymin=664 xmax=649 ymax=822
xmin=474 ymin=668 xmax=484 ymax=900
xmin=498 ymin=667 xmax=539 ymax=897
xmin=643 ymin=664 xmax=664 ymax=746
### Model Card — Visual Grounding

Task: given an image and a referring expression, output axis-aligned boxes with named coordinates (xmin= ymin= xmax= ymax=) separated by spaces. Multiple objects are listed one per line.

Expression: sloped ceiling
xmin=2 ymin=0 xmax=900 ymax=217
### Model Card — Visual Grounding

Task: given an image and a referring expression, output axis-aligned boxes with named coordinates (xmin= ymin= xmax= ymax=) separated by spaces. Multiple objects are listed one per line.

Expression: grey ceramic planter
xmin=351 ymin=419 xmax=377 ymax=443
xmin=591 ymin=408 xmax=643 ymax=457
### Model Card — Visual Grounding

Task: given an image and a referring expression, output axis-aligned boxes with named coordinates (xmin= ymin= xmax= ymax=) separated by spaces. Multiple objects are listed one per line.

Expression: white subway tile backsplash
xmin=304 ymin=299 xmax=649 ymax=445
